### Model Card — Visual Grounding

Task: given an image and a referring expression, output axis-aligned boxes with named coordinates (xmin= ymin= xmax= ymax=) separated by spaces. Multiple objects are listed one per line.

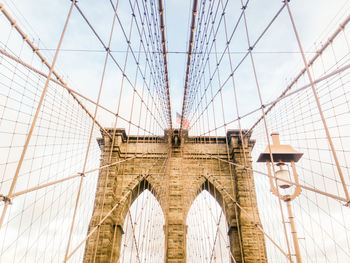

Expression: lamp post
xmin=257 ymin=132 xmax=303 ymax=263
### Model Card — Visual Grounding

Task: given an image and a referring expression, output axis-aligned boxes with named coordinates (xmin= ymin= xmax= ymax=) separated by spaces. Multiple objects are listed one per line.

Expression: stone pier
xmin=83 ymin=129 xmax=267 ymax=263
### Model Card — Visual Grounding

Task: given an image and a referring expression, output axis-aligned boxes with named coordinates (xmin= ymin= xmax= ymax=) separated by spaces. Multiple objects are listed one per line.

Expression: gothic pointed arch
xmin=116 ymin=178 xmax=165 ymax=227
xmin=186 ymin=186 xmax=232 ymax=262
xmin=119 ymin=186 xmax=165 ymax=263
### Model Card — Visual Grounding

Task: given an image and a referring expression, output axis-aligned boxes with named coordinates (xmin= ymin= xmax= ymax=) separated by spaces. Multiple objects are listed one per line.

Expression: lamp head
xmin=257 ymin=132 xmax=303 ymax=163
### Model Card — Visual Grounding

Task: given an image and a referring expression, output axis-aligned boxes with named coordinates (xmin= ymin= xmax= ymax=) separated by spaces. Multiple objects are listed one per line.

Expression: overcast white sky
xmin=2 ymin=0 xmax=349 ymax=131
xmin=0 ymin=0 xmax=350 ymax=262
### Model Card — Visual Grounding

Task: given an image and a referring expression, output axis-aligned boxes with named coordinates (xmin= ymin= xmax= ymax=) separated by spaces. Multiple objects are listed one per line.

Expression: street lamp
xmin=257 ymin=132 xmax=303 ymax=263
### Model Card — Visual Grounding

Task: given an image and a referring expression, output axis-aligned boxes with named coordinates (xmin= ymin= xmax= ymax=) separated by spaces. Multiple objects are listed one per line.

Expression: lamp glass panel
xmin=276 ymin=169 xmax=291 ymax=189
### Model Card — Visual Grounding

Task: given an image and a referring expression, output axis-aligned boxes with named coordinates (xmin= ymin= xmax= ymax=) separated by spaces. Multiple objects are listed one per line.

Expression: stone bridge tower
xmin=83 ymin=129 xmax=267 ymax=263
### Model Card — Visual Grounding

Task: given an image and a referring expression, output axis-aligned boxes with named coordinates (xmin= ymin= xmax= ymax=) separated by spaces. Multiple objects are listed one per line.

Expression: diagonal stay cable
xmin=188 ymin=2 xmax=286 ymax=129
xmin=202 ymin=173 xmax=291 ymax=261
xmin=246 ymin=13 xmax=350 ymax=136
xmin=198 ymin=62 xmax=350 ymax=136
xmin=199 ymin=152 xmax=348 ymax=204
xmin=180 ymin=0 xmax=199 ymax=131
xmin=158 ymin=0 xmax=172 ymax=129
xmin=112 ymin=0 xmax=171 ymax=127
xmin=185 ymin=0 xmax=226 ymax=120
xmin=0 ymin=0 xmax=77 ymax=230
xmin=0 ymin=47 xmax=161 ymax=137
xmin=64 ymin=156 xmax=168 ymax=262
xmin=8 ymin=151 xmax=157 ymax=199
xmin=0 ymin=2 xmax=112 ymax=140
xmin=184 ymin=0 xmax=241 ymax=121
xmin=74 ymin=3 xmax=168 ymax=130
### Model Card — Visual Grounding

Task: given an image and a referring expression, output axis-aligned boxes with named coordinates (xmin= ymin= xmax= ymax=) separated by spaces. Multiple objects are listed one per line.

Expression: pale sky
xmin=2 ymin=0 xmax=349 ymax=130
xmin=0 ymin=0 xmax=350 ymax=262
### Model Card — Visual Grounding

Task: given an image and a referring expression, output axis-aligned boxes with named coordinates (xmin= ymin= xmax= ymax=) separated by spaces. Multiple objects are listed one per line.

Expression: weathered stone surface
xmin=83 ymin=129 xmax=267 ymax=263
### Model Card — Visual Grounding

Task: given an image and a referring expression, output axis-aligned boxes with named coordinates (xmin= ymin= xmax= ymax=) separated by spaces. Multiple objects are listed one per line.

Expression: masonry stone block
xmin=83 ymin=129 xmax=267 ymax=263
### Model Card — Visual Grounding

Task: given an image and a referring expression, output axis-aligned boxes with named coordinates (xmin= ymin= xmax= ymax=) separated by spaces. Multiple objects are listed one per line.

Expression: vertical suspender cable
xmin=158 ymin=0 xmax=173 ymax=129
xmin=284 ymin=0 xmax=350 ymax=204
xmin=180 ymin=0 xmax=198 ymax=131
xmin=0 ymin=0 xmax=77 ymax=230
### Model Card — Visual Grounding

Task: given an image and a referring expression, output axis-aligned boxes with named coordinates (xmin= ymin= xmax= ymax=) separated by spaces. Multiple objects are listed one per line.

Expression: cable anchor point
xmin=0 ymin=194 xmax=12 ymax=205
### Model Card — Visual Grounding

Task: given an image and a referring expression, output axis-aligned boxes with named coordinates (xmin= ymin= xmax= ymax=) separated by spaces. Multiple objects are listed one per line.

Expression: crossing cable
xmin=151 ymin=0 xmax=172 ymax=127
xmin=183 ymin=0 xmax=226 ymax=124
xmin=0 ymin=20 xmax=97 ymax=263
xmin=188 ymin=180 xmax=234 ymax=262
xmin=198 ymin=62 xmax=350 ymax=136
xmin=62 ymin=0 xmax=124 ymax=260
xmin=102 ymin=147 xmax=168 ymax=262
xmin=185 ymin=0 xmax=260 ymax=123
xmin=202 ymin=173 xmax=291 ymax=261
xmin=293 ymin=187 xmax=347 ymax=261
xmin=208 ymin=205 xmax=226 ymax=262
xmin=184 ymin=0 xmax=242 ymax=121
xmin=7 ymin=152 xmax=152 ymax=198
xmin=119 ymin=177 xmax=166 ymax=262
xmin=188 ymin=2 xmax=286 ymax=130
xmin=90 ymin=4 xmax=152 ymax=257
xmin=130 ymin=185 xmax=151 ymax=261
xmin=206 ymin=23 xmax=247 ymax=260
xmin=0 ymin=47 xmax=160 ymax=137
xmin=0 ymin=37 xmax=32 ymax=259
xmin=158 ymin=0 xmax=173 ymax=129
xmin=126 ymin=40 xmax=155 ymax=263
xmin=180 ymin=0 xmax=224 ymax=128
xmin=188 ymin=114 xmax=241 ymax=261
xmin=233 ymin=4 xmax=306 ymax=260
xmin=136 ymin=0 xmax=169 ymax=124
xmin=2 ymin=1 xmax=349 ymax=261
xmin=180 ymin=0 xmax=198 ymax=130
xmin=125 ymin=0 xmax=171 ymax=127
xmin=221 ymin=7 xmax=348 ymax=260
xmin=228 ymin=1 xmax=290 ymax=259
xmin=180 ymin=1 xmax=297 ymax=255
xmin=125 ymin=192 xmax=142 ymax=263
xmin=65 ymin=157 xmax=168 ymax=261
xmin=204 ymin=109 xmax=234 ymax=261
xmin=284 ymin=0 xmax=350 ymax=203
xmin=247 ymin=14 xmax=350 ymax=135
xmin=130 ymin=0 xmax=170 ymax=127
xmin=297 ymin=191 xmax=350 ymax=256
xmin=103 ymin=6 xmax=171 ymax=252
xmin=185 ymin=0 xmax=212 ymax=125
xmin=200 ymin=152 xmax=348 ymax=203
xmin=185 ymin=0 xmax=220 ymax=107
xmin=134 ymin=0 xmax=166 ymax=118
xmin=73 ymin=3 xmax=168 ymax=130
xmin=0 ymin=2 xmax=112 ymax=140
xmin=121 ymin=147 xmax=168 ymax=262
xmin=214 ymin=0 xmax=269 ymax=260
xmin=0 ymin=0 xmax=77 ymax=230
xmin=270 ymin=28 xmax=350 ymax=262
xmin=185 ymin=0 xmax=224 ymax=120
xmin=137 ymin=5 xmax=169 ymax=262
xmin=184 ymin=0 xmax=215 ymax=116
xmin=32 ymin=48 xmax=324 ymax=55
xmin=15 ymin=137 xmax=344 ymax=210
xmin=93 ymin=1 xmax=169 ymax=130
xmin=186 ymin=91 xmax=237 ymax=262
xmin=187 ymin=3 xmax=237 ymax=123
